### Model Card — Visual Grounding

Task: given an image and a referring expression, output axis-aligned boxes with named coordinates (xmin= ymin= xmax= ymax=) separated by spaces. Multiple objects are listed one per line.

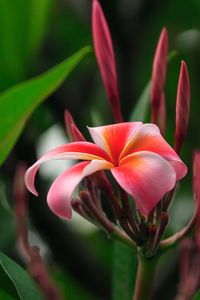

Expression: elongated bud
xmin=13 ymin=163 xmax=29 ymax=251
xmin=14 ymin=164 xmax=27 ymax=218
xmin=174 ymin=61 xmax=190 ymax=154
xmin=14 ymin=164 xmax=62 ymax=299
xmin=71 ymin=197 xmax=92 ymax=219
xmin=64 ymin=110 xmax=85 ymax=142
xmin=193 ymin=152 xmax=200 ymax=215
xmin=147 ymin=224 xmax=157 ymax=253
xmin=64 ymin=110 xmax=75 ymax=141
xmin=155 ymin=212 xmax=169 ymax=248
xmin=92 ymin=0 xmax=123 ymax=123
xmin=160 ymin=153 xmax=200 ymax=249
xmin=151 ymin=27 xmax=168 ymax=125
xmin=79 ymin=190 xmax=114 ymax=233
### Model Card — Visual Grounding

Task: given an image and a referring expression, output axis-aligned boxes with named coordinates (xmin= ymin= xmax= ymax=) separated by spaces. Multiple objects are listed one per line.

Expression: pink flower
xmin=25 ymin=122 xmax=187 ymax=219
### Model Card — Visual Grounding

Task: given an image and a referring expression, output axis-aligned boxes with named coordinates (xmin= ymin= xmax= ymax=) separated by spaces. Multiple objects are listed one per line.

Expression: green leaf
xmin=112 ymin=241 xmax=137 ymax=300
xmin=194 ymin=290 xmax=200 ymax=300
xmin=0 ymin=46 xmax=91 ymax=166
xmin=0 ymin=0 xmax=52 ymax=90
xmin=129 ymin=81 xmax=151 ymax=122
xmin=0 ymin=288 xmax=15 ymax=300
xmin=25 ymin=0 xmax=53 ymax=60
xmin=0 ymin=251 xmax=44 ymax=300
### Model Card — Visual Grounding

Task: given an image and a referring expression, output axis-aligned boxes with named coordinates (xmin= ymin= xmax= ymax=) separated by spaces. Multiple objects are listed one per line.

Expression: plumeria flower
xmin=25 ymin=0 xmax=188 ymax=224
xmin=25 ymin=122 xmax=187 ymax=219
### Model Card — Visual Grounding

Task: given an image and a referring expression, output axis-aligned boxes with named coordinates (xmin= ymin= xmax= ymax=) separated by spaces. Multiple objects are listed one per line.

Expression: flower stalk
xmin=133 ymin=255 xmax=158 ymax=300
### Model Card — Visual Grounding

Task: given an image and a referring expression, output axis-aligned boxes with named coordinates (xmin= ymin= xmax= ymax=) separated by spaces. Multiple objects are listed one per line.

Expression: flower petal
xmin=92 ymin=0 xmax=122 ymax=122
xmin=25 ymin=141 xmax=110 ymax=196
xmin=47 ymin=160 xmax=112 ymax=219
xmin=120 ymin=123 xmax=187 ymax=180
xmin=111 ymin=151 xmax=176 ymax=216
xmin=88 ymin=122 xmax=142 ymax=164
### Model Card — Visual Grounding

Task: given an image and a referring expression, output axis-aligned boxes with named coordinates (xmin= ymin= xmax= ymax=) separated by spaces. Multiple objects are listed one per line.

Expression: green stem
xmin=133 ymin=255 xmax=158 ymax=300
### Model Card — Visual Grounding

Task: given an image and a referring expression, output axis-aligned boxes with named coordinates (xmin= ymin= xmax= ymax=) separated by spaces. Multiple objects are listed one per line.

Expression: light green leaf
xmin=0 ymin=251 xmax=44 ymax=300
xmin=0 ymin=46 xmax=91 ymax=166
xmin=112 ymin=241 xmax=137 ymax=300
xmin=129 ymin=81 xmax=151 ymax=122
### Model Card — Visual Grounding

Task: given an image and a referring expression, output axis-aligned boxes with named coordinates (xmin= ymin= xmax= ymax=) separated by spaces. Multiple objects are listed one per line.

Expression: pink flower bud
xmin=174 ymin=61 xmax=190 ymax=154
xmin=151 ymin=28 xmax=168 ymax=125
xmin=92 ymin=0 xmax=123 ymax=123
xmin=64 ymin=110 xmax=85 ymax=142
xmin=64 ymin=110 xmax=75 ymax=141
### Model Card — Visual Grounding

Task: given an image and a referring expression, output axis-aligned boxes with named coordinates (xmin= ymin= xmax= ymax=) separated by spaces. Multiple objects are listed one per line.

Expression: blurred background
xmin=1 ymin=0 xmax=200 ymax=299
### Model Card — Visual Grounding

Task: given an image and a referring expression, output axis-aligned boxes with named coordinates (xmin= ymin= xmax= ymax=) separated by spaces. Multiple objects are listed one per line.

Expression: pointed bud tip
xmin=160 ymin=27 xmax=168 ymax=43
xmin=180 ymin=60 xmax=190 ymax=86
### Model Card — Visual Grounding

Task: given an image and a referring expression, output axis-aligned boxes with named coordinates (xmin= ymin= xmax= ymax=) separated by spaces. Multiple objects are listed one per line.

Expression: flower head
xmin=25 ymin=122 xmax=187 ymax=219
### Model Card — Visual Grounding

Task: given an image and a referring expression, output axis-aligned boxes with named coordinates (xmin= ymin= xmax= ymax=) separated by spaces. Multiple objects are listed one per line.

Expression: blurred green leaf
xmin=26 ymin=0 xmax=52 ymax=60
xmin=194 ymin=290 xmax=200 ymax=300
xmin=0 ymin=288 xmax=15 ymax=300
xmin=0 ymin=251 xmax=44 ymax=300
xmin=0 ymin=46 xmax=91 ymax=166
xmin=54 ymin=267 xmax=99 ymax=300
xmin=0 ymin=0 xmax=52 ymax=89
xmin=112 ymin=241 xmax=137 ymax=300
xmin=129 ymin=82 xmax=150 ymax=122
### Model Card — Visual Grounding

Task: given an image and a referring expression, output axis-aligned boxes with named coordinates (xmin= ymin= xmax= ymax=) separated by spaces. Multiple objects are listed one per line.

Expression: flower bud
xmin=174 ymin=61 xmax=190 ymax=154
xmin=92 ymin=0 xmax=123 ymax=123
xmin=151 ymin=27 xmax=168 ymax=125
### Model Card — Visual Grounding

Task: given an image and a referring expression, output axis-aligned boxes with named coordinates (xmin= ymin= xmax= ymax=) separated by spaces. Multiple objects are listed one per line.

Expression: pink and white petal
xmin=111 ymin=151 xmax=176 ymax=216
xmin=120 ymin=123 xmax=187 ymax=180
xmin=88 ymin=122 xmax=142 ymax=164
xmin=25 ymin=141 xmax=110 ymax=196
xmin=47 ymin=159 xmax=113 ymax=219
xmin=82 ymin=159 xmax=113 ymax=177
xmin=47 ymin=162 xmax=89 ymax=219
